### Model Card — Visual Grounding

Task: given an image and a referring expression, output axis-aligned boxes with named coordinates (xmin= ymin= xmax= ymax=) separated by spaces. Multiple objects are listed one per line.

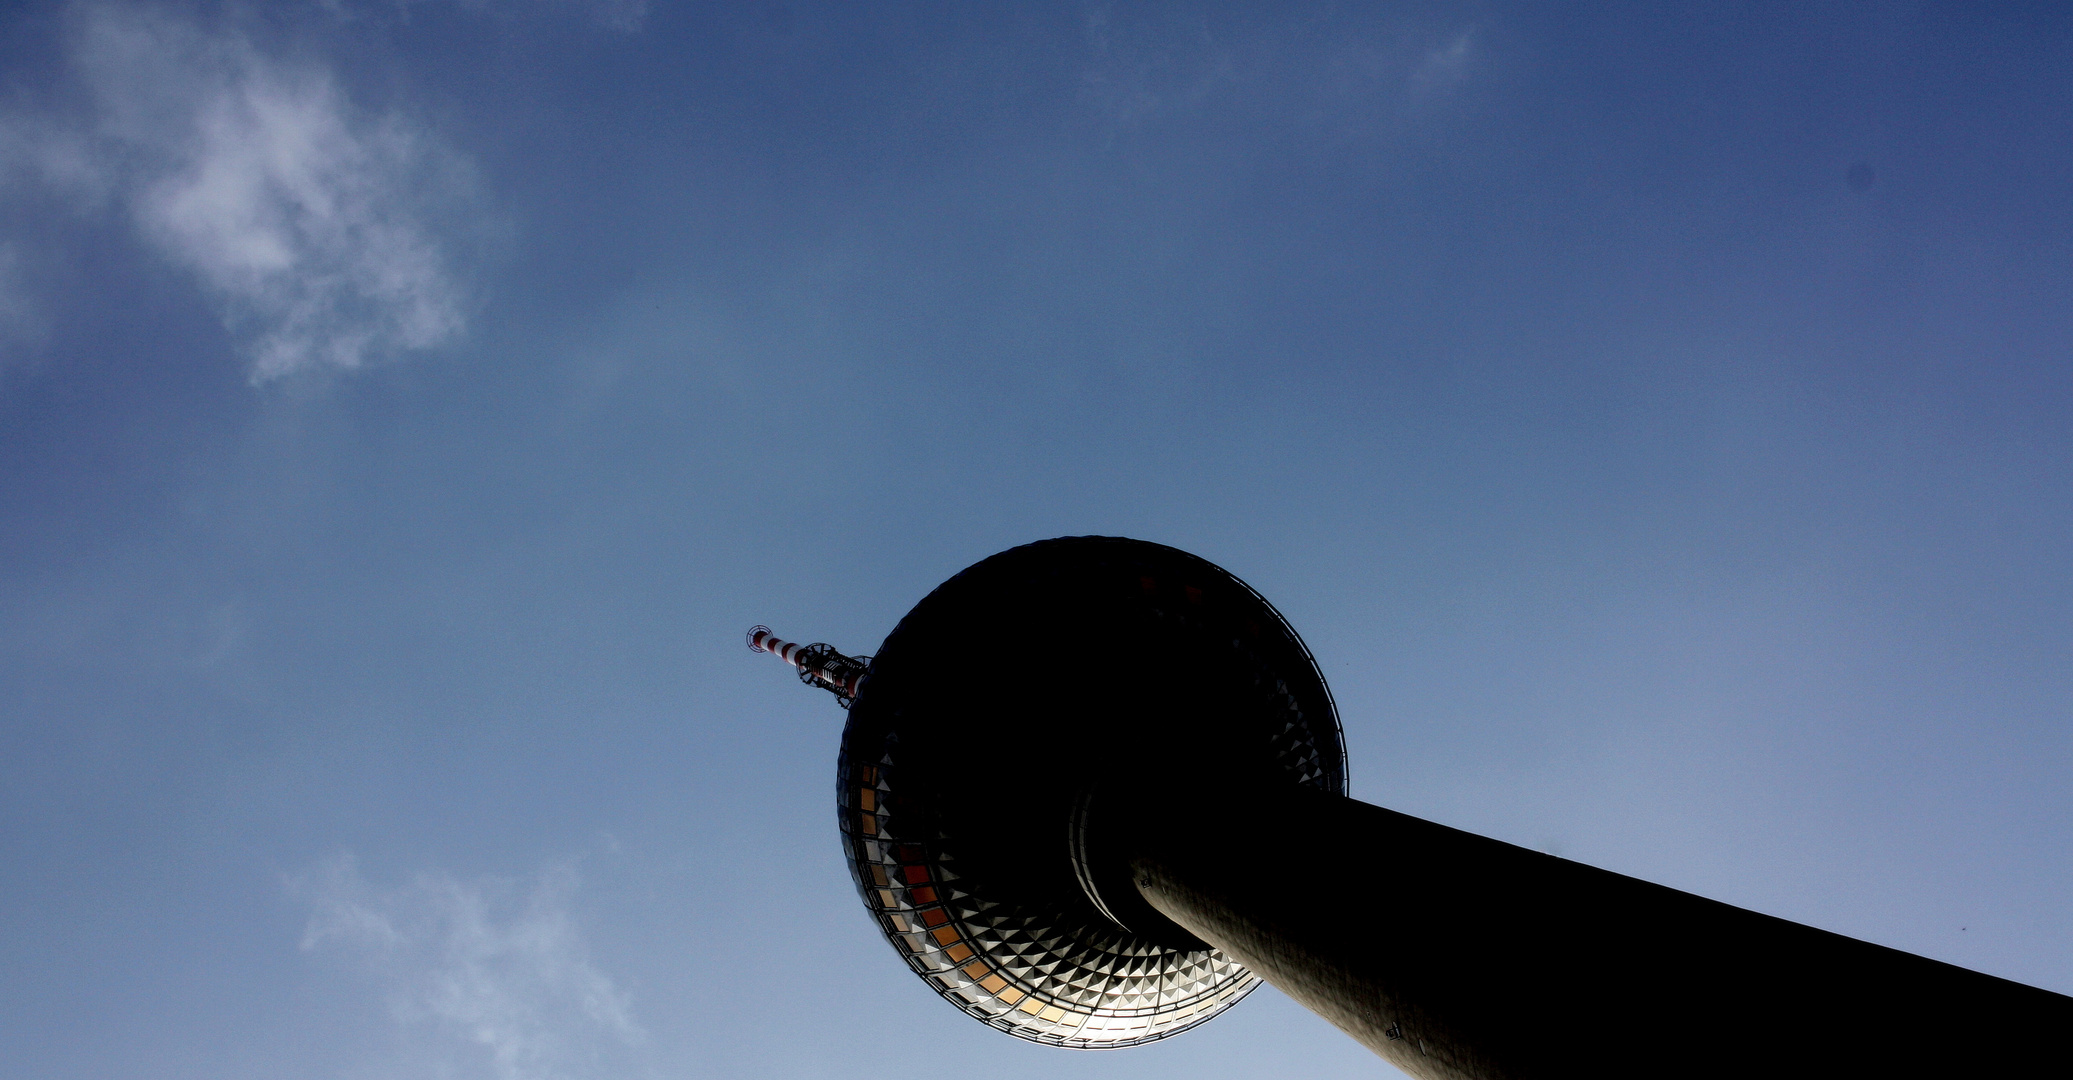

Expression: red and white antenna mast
xmin=747 ymin=626 xmax=871 ymax=708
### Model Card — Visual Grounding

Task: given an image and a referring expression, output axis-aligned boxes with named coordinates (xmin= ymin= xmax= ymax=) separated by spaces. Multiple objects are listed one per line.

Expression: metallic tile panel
xmin=839 ymin=755 xmax=1261 ymax=1046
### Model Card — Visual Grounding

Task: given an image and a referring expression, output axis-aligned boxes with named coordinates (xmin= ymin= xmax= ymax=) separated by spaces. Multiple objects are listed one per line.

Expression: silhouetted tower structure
xmin=750 ymin=536 xmax=2070 ymax=1078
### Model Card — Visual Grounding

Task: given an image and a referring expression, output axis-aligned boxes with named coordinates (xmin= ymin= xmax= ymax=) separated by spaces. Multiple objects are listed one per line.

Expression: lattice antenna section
xmin=748 ymin=626 xmax=871 ymax=708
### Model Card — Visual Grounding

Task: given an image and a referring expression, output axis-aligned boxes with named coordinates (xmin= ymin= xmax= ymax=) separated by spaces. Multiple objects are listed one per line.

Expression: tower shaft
xmin=1124 ymin=784 xmax=2071 ymax=1079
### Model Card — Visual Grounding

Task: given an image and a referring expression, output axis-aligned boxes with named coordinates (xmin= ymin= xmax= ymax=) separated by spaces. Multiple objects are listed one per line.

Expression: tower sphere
xmin=837 ymin=536 xmax=1346 ymax=1046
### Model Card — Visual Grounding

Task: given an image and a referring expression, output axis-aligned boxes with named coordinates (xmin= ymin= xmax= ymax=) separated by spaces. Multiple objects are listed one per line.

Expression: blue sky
xmin=2 ymin=2 xmax=2069 ymax=1078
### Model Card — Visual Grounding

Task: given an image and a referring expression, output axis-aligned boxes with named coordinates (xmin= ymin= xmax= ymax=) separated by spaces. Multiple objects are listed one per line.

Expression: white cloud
xmin=9 ymin=4 xmax=471 ymax=381
xmin=328 ymin=0 xmax=650 ymax=34
xmin=547 ymin=0 xmax=648 ymax=34
xmin=0 ymin=243 xmax=39 ymax=349
xmin=0 ymin=128 xmax=58 ymax=369
xmin=294 ymin=854 xmax=644 ymax=1080
xmin=1410 ymin=28 xmax=1476 ymax=93
xmin=587 ymin=0 xmax=648 ymax=34
xmin=1074 ymin=11 xmax=1483 ymax=133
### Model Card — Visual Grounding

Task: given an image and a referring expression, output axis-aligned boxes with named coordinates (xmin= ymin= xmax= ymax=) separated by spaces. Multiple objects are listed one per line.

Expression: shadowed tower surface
xmin=752 ymin=536 xmax=2073 ymax=1079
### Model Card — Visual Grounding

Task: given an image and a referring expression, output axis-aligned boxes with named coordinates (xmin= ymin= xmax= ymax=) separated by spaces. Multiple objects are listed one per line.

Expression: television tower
xmin=750 ymin=536 xmax=2070 ymax=1077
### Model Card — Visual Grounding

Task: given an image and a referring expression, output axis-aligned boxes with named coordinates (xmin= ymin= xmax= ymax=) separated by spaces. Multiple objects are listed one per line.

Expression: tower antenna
xmin=747 ymin=626 xmax=869 ymax=709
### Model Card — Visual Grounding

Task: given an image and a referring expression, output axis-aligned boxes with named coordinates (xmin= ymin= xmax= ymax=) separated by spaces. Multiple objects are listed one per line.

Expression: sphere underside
xmin=841 ymin=766 xmax=1260 ymax=1046
xmin=837 ymin=536 xmax=1346 ymax=1047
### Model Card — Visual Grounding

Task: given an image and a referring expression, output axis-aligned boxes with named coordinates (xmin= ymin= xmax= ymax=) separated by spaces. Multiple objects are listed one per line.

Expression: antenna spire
xmin=747 ymin=626 xmax=870 ymax=708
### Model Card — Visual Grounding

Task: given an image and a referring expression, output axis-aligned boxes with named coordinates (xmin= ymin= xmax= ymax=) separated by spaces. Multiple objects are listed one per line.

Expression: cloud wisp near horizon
xmin=296 ymin=854 xmax=645 ymax=1080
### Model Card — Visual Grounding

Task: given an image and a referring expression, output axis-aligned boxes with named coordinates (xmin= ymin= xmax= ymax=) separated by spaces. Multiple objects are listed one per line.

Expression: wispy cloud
xmin=1075 ymin=9 xmax=1484 ymax=133
xmin=0 ymin=243 xmax=39 ymax=353
xmin=536 ymin=0 xmax=650 ymax=34
xmin=1409 ymin=28 xmax=1476 ymax=94
xmin=6 ymin=4 xmax=471 ymax=381
xmin=294 ymin=854 xmax=643 ymax=1080
xmin=327 ymin=0 xmax=650 ymax=35
xmin=581 ymin=0 xmax=649 ymax=34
